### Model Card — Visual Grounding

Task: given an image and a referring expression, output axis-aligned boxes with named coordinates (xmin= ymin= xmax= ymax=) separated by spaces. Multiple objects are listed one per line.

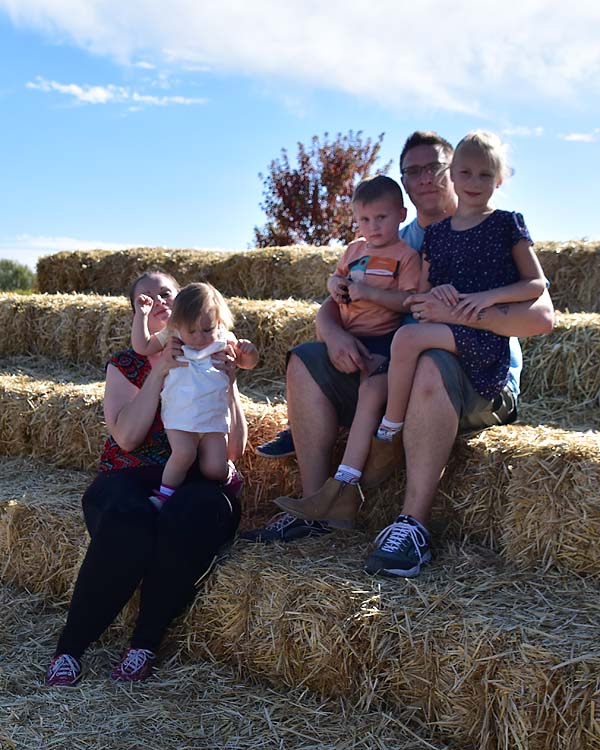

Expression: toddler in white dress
xmin=132 ymin=281 xmax=258 ymax=507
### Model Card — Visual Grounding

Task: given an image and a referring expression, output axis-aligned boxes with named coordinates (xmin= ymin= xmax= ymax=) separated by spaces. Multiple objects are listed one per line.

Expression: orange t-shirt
xmin=334 ymin=238 xmax=421 ymax=337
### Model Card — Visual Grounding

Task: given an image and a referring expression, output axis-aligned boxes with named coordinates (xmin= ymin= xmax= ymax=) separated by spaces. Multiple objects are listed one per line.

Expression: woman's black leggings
xmin=56 ymin=466 xmax=240 ymax=658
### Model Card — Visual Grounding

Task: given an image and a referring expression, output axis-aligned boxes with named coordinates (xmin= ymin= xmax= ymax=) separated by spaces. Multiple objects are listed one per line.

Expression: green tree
xmin=254 ymin=131 xmax=390 ymax=247
xmin=0 ymin=259 xmax=36 ymax=291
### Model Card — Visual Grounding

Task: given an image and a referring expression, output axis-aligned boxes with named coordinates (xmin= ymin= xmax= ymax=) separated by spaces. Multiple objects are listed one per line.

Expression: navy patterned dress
xmin=423 ymin=210 xmax=532 ymax=400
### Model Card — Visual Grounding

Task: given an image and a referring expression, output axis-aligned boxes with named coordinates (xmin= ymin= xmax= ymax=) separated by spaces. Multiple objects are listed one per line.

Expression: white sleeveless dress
xmin=161 ymin=339 xmax=230 ymax=434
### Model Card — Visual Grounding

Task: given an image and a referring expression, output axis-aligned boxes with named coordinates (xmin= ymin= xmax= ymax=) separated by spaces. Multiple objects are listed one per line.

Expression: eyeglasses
xmin=401 ymin=161 xmax=450 ymax=180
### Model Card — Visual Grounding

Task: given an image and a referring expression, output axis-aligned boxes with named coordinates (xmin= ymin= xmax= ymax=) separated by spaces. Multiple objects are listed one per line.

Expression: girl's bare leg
xmin=162 ymin=429 xmax=201 ymax=488
xmin=198 ymin=433 xmax=229 ymax=482
xmin=340 ymin=373 xmax=387 ymax=471
xmin=384 ymin=324 xmax=457 ymax=423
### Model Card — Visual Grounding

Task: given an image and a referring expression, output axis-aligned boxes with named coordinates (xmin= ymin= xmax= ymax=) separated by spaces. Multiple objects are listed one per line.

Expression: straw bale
xmin=0 ymin=293 xmax=319 ymax=381
xmin=0 ymin=292 xmax=131 ymax=368
xmin=520 ymin=311 xmax=600 ymax=408
xmin=0 ymin=361 xmax=297 ymax=529
xmin=0 ymin=366 xmax=106 ymax=469
xmin=36 ymin=247 xmax=223 ymax=295
xmin=0 ymin=457 xmax=89 ymax=600
xmin=500 ymin=426 xmax=600 ymax=574
xmin=182 ymin=540 xmax=600 ymax=749
xmin=4 ymin=293 xmax=600 ymax=408
xmin=436 ymin=425 xmax=600 ymax=575
xmin=2 ymin=360 xmax=599 ymax=575
xmin=1 ymin=585 xmax=443 ymax=750
xmin=535 ymin=240 xmax=600 ymax=313
xmin=36 ymin=245 xmax=340 ymax=300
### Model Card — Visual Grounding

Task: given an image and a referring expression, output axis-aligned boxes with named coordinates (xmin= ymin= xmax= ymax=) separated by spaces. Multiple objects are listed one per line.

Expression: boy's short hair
xmin=128 ymin=270 xmax=180 ymax=312
xmin=399 ymin=131 xmax=454 ymax=169
xmin=351 ymin=174 xmax=404 ymax=208
xmin=170 ymin=281 xmax=234 ymax=331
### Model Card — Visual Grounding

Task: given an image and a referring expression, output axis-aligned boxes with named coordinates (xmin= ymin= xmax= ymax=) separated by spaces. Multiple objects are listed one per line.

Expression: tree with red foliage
xmin=253 ymin=131 xmax=390 ymax=247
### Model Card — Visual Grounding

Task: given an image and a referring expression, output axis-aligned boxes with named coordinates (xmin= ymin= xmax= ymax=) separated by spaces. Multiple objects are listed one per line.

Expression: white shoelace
xmin=374 ymin=519 xmax=427 ymax=561
xmin=119 ymin=648 xmax=155 ymax=674
xmin=48 ymin=654 xmax=80 ymax=679
xmin=265 ymin=512 xmax=297 ymax=531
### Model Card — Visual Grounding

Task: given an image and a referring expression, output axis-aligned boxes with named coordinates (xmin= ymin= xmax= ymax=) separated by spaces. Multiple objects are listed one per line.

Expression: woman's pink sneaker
xmin=45 ymin=654 xmax=82 ymax=687
xmin=110 ymin=648 xmax=156 ymax=682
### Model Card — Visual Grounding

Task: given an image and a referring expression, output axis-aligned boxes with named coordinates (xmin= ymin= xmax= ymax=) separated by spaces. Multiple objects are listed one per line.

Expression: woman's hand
xmin=150 ymin=335 xmax=188 ymax=379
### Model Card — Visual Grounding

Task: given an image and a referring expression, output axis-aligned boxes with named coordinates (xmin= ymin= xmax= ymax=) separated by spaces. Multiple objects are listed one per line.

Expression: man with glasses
xmin=246 ymin=132 xmax=554 ymax=572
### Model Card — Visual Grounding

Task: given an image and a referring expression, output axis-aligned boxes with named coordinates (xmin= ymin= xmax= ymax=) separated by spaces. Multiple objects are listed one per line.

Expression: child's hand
xmin=346 ymin=278 xmax=370 ymax=303
xmin=431 ymin=285 xmax=460 ymax=306
xmin=235 ymin=339 xmax=259 ymax=370
xmin=455 ymin=291 xmax=496 ymax=319
xmin=327 ymin=275 xmax=351 ymax=304
xmin=134 ymin=293 xmax=154 ymax=316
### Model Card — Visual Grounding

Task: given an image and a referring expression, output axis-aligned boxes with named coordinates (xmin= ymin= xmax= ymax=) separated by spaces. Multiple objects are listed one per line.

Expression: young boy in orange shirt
xmin=274 ymin=174 xmax=420 ymax=528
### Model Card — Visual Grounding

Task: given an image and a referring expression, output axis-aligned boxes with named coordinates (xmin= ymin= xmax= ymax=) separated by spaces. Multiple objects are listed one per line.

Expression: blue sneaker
xmin=364 ymin=514 xmax=431 ymax=577
xmin=240 ymin=512 xmax=331 ymax=543
xmin=255 ymin=429 xmax=295 ymax=458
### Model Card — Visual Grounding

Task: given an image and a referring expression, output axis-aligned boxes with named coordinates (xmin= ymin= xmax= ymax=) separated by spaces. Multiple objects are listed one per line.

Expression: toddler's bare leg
xmin=385 ymin=324 xmax=456 ymax=423
xmin=198 ymin=433 xmax=229 ymax=482
xmin=162 ymin=430 xmax=201 ymax=488
xmin=340 ymin=373 xmax=387 ymax=471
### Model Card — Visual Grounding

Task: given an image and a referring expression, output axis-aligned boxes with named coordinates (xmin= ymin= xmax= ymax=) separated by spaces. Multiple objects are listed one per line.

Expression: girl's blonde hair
xmin=454 ymin=130 xmax=513 ymax=181
xmin=169 ymin=282 xmax=234 ymax=332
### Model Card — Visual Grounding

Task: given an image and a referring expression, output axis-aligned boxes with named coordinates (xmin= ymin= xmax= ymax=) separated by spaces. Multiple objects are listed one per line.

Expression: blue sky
xmin=0 ymin=1 xmax=599 ymax=271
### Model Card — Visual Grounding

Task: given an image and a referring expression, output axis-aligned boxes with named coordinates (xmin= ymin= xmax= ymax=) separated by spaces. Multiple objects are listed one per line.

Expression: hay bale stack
xmin=3 ymin=292 xmax=600 ymax=408
xmin=36 ymin=246 xmax=340 ymax=300
xmin=35 ymin=242 xmax=600 ymax=312
xmin=536 ymin=240 xmax=600 ymax=313
xmin=0 ymin=369 xmax=106 ymax=469
xmin=182 ymin=541 xmax=600 ymax=750
xmin=0 ymin=458 xmax=89 ymax=600
xmin=3 ymin=421 xmax=599 ymax=598
xmin=500 ymin=427 xmax=600 ymax=573
xmin=0 ymin=362 xmax=295 ymax=514
xmin=520 ymin=311 xmax=600 ymax=408
xmin=36 ymin=248 xmax=224 ymax=295
xmin=0 ymin=293 xmax=318 ymax=380
xmin=436 ymin=425 xmax=600 ymax=575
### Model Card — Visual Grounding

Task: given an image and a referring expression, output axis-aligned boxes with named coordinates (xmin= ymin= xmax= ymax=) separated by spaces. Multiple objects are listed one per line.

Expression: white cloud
xmin=560 ymin=129 xmax=599 ymax=142
xmin=26 ymin=76 xmax=206 ymax=106
xmin=502 ymin=126 xmax=544 ymax=137
xmin=4 ymin=0 xmax=600 ymax=114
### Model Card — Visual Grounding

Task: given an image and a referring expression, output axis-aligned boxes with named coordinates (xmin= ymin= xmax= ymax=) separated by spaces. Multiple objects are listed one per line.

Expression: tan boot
xmin=274 ymin=478 xmax=364 ymax=529
xmin=361 ymin=431 xmax=405 ymax=489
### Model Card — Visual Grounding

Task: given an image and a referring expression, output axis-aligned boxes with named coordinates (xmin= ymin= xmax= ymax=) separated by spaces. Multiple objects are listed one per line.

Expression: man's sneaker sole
xmin=364 ymin=550 xmax=432 ymax=578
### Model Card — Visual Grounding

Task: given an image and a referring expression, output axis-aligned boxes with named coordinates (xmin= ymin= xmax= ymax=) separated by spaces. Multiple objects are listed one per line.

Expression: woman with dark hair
xmin=45 ymin=271 xmax=246 ymax=686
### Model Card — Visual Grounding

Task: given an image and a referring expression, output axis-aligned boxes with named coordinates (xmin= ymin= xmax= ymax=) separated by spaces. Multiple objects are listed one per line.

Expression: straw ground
xmin=1 ymin=584 xmax=445 ymax=750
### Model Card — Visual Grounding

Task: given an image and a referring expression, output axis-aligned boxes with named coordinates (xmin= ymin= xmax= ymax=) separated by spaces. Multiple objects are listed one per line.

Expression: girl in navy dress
xmin=375 ymin=130 xmax=546 ymax=444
